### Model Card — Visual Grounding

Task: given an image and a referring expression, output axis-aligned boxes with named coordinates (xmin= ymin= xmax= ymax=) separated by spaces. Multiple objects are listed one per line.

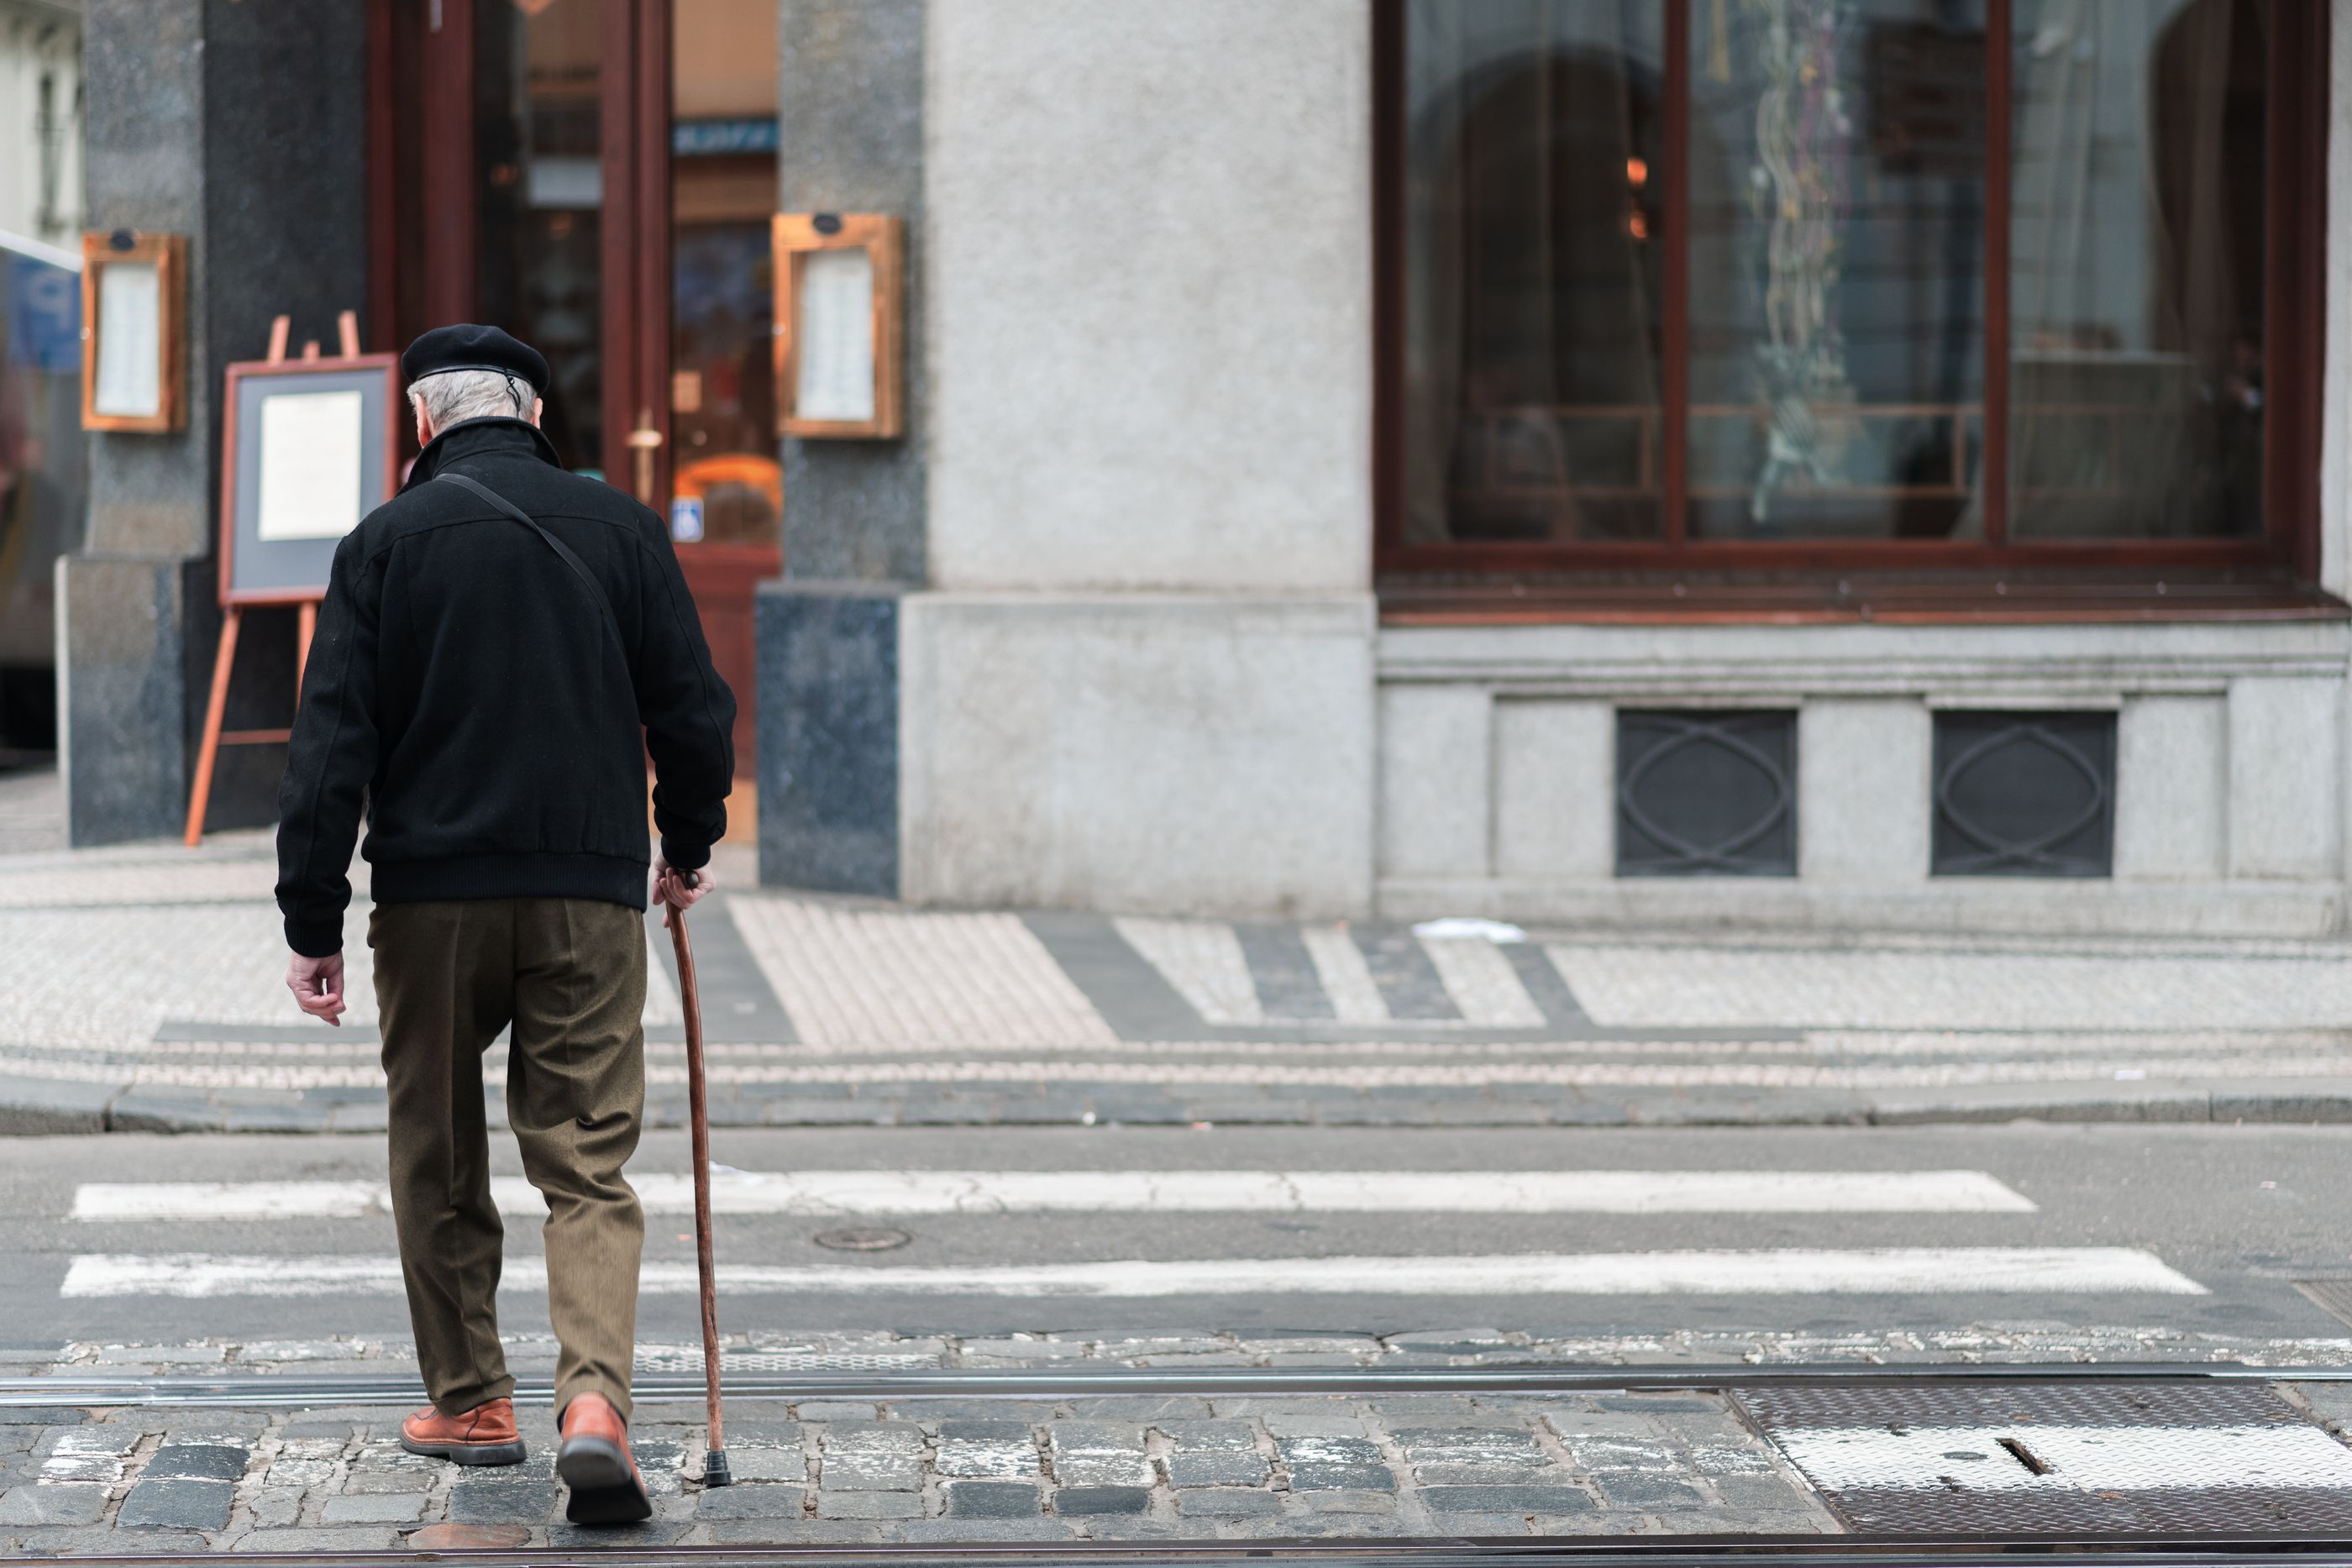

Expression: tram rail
xmin=29 ymin=1535 xmax=2352 ymax=1566
xmin=0 ymin=1360 xmax=2347 ymax=1410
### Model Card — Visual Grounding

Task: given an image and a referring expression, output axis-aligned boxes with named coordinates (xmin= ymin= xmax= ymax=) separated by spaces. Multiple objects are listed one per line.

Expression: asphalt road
xmin=0 ymin=1121 xmax=2346 ymax=1350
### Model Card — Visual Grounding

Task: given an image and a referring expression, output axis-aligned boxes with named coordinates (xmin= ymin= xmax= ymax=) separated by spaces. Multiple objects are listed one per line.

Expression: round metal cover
xmin=814 ymin=1226 xmax=912 ymax=1251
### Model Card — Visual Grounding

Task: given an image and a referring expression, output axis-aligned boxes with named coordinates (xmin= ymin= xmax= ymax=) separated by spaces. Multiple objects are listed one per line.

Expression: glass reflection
xmin=1687 ymin=0 xmax=1988 ymax=541
xmin=1404 ymin=0 xmax=1667 ymax=544
xmin=2008 ymin=0 xmax=2269 ymax=538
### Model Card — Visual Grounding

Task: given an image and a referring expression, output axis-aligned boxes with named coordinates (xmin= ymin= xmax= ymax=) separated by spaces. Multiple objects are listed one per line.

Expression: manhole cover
xmin=814 ymin=1226 xmax=911 ymax=1251
xmin=1736 ymin=1382 xmax=2352 ymax=1534
xmin=2295 ymin=1279 xmax=2352 ymax=1330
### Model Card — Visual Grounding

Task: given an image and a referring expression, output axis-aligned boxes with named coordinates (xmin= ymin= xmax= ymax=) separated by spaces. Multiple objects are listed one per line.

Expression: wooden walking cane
xmin=664 ymin=873 xmax=732 ymax=1488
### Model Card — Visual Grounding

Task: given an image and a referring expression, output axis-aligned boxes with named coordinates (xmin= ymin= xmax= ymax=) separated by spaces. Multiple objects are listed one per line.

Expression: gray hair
xmin=407 ymin=368 xmax=532 ymax=431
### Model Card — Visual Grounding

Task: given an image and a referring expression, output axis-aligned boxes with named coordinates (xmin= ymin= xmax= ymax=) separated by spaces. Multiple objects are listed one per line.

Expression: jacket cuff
xmin=659 ymin=836 xmax=712 ymax=874
xmin=285 ymin=919 xmax=343 ymax=958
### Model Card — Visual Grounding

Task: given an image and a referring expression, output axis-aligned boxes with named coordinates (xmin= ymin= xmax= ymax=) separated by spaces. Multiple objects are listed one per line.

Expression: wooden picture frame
xmin=218 ymin=353 xmax=402 ymax=606
xmin=773 ymin=212 xmax=904 ymax=439
xmin=79 ymin=229 xmax=187 ymax=433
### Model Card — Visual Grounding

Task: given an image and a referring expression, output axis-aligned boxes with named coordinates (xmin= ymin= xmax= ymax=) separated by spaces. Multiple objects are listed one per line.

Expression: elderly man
xmin=276 ymin=324 xmax=736 ymax=1525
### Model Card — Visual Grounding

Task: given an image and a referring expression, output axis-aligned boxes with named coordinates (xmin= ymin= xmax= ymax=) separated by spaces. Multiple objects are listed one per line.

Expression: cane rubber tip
xmin=703 ymin=1450 xmax=732 ymax=1488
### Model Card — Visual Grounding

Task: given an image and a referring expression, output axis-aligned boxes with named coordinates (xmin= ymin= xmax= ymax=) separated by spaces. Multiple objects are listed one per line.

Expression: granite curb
xmin=1 ymin=1075 xmax=2349 ymax=1135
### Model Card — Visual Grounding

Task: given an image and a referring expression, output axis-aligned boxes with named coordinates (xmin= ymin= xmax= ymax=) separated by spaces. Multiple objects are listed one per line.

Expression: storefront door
xmin=392 ymin=0 xmax=777 ymax=778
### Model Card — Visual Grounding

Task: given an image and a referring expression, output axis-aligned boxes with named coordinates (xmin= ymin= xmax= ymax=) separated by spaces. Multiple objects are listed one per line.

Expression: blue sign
xmin=672 ymin=118 xmax=780 ymax=157
xmin=670 ymin=496 xmax=705 ymax=543
xmin=5 ymin=252 xmax=80 ymax=373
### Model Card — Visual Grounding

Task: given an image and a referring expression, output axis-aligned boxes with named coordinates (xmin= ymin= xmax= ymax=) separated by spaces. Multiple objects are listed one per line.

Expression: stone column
xmin=759 ymin=0 xmax=927 ymax=894
xmin=62 ymin=0 xmax=366 ymax=844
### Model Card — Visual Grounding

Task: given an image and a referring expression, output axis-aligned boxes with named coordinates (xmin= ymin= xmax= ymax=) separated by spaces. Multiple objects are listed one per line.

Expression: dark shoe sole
xmin=559 ymin=1435 xmax=653 ymax=1524
xmin=400 ymin=1434 xmax=527 ymax=1466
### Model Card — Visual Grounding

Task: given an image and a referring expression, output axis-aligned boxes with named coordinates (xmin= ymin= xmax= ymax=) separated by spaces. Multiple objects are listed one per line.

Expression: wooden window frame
xmin=1370 ymin=0 xmax=2335 ymax=611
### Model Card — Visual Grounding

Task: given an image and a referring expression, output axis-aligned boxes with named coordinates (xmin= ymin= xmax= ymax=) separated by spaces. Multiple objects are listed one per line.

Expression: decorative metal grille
xmin=1615 ymin=710 xmax=1797 ymax=877
xmin=1932 ymin=711 xmax=2115 ymax=878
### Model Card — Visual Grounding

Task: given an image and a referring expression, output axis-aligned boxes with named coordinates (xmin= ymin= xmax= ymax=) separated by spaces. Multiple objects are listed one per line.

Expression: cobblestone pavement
xmin=6 ymin=830 xmax=2352 ymax=1132
xmin=5 ymin=1329 xmax=2352 ymax=1552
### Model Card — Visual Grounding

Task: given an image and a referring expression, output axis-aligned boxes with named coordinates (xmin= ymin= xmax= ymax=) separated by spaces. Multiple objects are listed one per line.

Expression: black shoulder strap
xmin=433 ymin=471 xmax=624 ymax=652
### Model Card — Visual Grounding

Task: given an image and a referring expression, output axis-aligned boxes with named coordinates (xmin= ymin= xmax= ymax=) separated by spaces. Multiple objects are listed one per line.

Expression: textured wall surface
xmin=80 ymin=0 xmax=208 ymax=563
xmin=777 ymin=0 xmax=926 ymax=585
xmin=1376 ymin=621 xmax=2352 ymax=936
xmin=926 ymin=0 xmax=1372 ymax=591
xmin=900 ymin=594 xmax=1376 ymax=917
xmin=757 ymin=582 xmax=901 ymax=895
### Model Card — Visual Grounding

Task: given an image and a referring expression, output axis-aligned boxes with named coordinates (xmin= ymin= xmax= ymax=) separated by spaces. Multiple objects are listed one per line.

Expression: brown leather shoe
xmin=558 ymin=1392 xmax=652 ymax=1524
xmin=399 ymin=1398 xmax=526 ymax=1466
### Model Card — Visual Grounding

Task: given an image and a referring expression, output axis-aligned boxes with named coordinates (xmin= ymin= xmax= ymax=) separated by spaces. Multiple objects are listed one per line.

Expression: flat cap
xmin=401 ymin=323 xmax=550 ymax=396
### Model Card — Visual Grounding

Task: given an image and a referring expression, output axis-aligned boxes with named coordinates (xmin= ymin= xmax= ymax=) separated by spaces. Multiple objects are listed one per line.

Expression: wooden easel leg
xmin=183 ymin=607 xmax=242 ymax=848
xmin=296 ymin=601 xmax=318 ymax=690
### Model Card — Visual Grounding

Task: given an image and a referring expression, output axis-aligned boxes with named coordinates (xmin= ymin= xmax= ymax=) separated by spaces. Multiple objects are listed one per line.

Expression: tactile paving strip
xmin=1735 ymin=1381 xmax=2352 ymax=1534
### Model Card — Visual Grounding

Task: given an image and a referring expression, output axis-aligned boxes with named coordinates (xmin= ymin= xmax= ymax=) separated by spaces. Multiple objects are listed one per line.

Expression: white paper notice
xmin=255 ymin=390 xmax=365 ymax=542
xmin=795 ymin=247 xmax=874 ymax=423
xmin=92 ymin=261 xmax=162 ymax=418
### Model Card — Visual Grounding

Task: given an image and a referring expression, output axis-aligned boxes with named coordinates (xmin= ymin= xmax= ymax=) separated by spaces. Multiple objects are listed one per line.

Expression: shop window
xmin=1616 ymin=709 xmax=1798 ymax=875
xmin=1375 ymin=0 xmax=2327 ymax=604
xmin=1930 ymin=709 xmax=2115 ymax=876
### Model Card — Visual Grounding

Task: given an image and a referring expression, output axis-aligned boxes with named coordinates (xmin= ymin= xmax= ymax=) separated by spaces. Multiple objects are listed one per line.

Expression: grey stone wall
xmin=756 ymin=582 xmax=901 ymax=894
xmin=64 ymin=0 xmax=366 ymax=844
xmin=761 ymin=1 xmax=927 ymax=894
xmin=776 ymin=0 xmax=924 ymax=585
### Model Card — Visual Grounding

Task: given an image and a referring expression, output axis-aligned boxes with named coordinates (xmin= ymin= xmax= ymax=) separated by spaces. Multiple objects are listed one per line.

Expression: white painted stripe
xmin=71 ymin=1169 xmax=2037 ymax=1221
xmin=73 ymin=1181 xmax=391 ymax=1220
xmin=1419 ymin=937 xmax=1547 ymax=1028
xmin=21 ymin=1051 xmax=2352 ymax=1092
xmin=1775 ymin=1424 xmax=2352 ymax=1492
xmin=1299 ymin=927 xmax=1391 ymax=1024
xmin=642 ymin=926 xmax=684 ymax=1025
xmin=1114 ymin=918 xmax=1263 ymax=1025
xmin=60 ymin=1247 xmax=2202 ymax=1299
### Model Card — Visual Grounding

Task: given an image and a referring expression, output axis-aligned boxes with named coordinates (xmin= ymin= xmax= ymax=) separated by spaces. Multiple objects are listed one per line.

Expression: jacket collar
xmin=402 ymin=417 xmax=564 ymax=491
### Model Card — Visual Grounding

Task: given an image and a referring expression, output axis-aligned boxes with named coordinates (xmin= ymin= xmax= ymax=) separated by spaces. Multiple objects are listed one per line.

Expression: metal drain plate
xmin=1735 ymin=1381 xmax=2352 ymax=1534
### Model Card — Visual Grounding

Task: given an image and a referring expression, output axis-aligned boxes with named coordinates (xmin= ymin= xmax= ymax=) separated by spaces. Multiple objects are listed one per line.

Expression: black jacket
xmin=276 ymin=417 xmax=736 ymax=957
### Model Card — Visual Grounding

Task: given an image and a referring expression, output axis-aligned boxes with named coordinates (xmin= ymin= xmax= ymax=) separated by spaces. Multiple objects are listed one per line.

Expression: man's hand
xmin=286 ymin=951 xmax=347 ymax=1026
xmin=653 ymin=854 xmax=716 ymax=928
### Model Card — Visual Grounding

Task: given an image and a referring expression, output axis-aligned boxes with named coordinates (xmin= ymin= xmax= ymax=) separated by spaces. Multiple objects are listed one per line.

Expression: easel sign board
xmin=219 ymin=355 xmax=401 ymax=606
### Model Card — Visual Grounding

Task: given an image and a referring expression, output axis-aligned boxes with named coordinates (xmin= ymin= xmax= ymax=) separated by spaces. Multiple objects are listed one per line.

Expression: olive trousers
xmin=370 ymin=896 xmax=648 ymax=1423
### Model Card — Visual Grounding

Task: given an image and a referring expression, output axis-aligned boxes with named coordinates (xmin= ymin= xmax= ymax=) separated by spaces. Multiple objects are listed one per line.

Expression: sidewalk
xmin=4 ymin=1329 xmax=2352 ymax=1553
xmin=4 ymin=810 xmax=2352 ymax=1132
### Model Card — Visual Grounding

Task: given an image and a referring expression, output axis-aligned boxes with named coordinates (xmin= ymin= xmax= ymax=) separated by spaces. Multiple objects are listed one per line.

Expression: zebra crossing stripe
xmin=1117 ymin=921 xmax=1559 ymax=1030
xmin=69 ymin=1169 xmax=2040 ymax=1222
xmin=58 ymin=1247 xmax=2204 ymax=1300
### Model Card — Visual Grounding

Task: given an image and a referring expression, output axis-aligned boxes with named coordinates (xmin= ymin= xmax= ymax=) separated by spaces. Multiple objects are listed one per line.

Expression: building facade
xmin=60 ymin=0 xmax=2352 ymax=937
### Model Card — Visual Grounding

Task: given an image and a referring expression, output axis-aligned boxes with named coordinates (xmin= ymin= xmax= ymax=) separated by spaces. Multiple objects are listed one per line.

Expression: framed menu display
xmin=80 ymin=230 xmax=186 ymax=433
xmin=772 ymin=212 xmax=904 ymax=438
xmin=218 ymin=355 xmax=401 ymax=605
